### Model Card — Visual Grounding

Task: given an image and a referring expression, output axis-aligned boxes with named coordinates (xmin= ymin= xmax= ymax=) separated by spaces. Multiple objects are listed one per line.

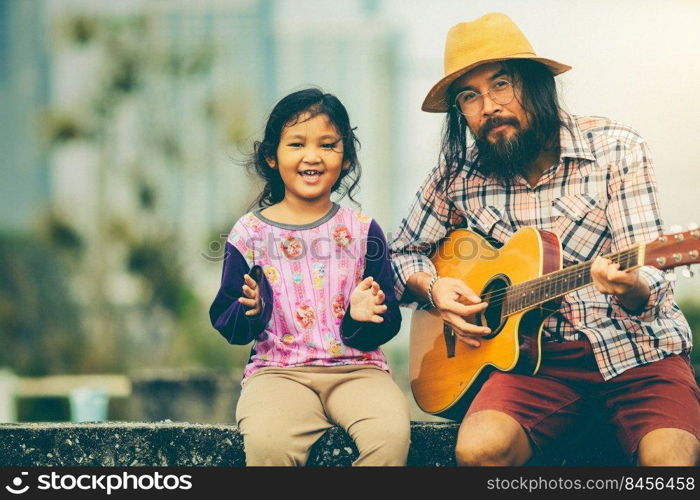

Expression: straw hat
xmin=422 ymin=13 xmax=571 ymax=112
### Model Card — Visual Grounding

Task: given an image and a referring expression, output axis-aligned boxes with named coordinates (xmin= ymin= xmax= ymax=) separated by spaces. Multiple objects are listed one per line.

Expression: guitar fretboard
xmin=501 ymin=245 xmax=642 ymax=315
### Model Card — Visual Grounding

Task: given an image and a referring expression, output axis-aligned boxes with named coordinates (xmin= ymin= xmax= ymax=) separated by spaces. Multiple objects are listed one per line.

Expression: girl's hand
xmin=430 ymin=277 xmax=490 ymax=348
xmin=350 ymin=277 xmax=388 ymax=323
xmin=238 ymin=274 xmax=261 ymax=316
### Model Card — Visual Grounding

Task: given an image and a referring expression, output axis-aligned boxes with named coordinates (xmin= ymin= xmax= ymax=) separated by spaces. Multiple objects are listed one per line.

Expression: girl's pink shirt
xmin=228 ymin=204 xmax=390 ymax=383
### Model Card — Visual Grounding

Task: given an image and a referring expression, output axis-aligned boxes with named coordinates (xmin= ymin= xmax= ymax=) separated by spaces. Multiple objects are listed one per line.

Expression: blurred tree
xmin=27 ymin=9 xmax=247 ymax=377
xmin=0 ymin=223 xmax=87 ymax=376
xmin=679 ymin=299 xmax=700 ymax=365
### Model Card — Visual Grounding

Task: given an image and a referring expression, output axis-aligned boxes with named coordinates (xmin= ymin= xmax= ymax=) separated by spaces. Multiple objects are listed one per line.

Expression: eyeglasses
xmin=453 ymin=79 xmax=515 ymax=117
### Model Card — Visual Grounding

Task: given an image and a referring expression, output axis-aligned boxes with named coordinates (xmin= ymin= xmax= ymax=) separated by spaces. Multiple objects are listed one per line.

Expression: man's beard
xmin=473 ymin=116 xmax=542 ymax=183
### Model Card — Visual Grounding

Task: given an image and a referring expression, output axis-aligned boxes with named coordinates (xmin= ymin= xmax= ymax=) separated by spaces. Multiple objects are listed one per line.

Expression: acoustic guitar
xmin=409 ymin=226 xmax=699 ymax=421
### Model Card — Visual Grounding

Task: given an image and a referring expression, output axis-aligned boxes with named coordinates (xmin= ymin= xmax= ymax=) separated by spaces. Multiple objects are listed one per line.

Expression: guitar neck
xmin=502 ymin=244 xmax=643 ymax=315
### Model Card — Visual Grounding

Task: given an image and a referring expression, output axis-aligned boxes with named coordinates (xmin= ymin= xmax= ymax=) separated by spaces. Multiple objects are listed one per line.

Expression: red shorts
xmin=467 ymin=340 xmax=700 ymax=461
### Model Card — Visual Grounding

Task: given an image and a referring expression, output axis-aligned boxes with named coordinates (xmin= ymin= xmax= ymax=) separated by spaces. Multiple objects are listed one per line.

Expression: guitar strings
xmin=484 ymin=249 xmax=639 ymax=314
xmin=469 ymin=247 xmax=641 ymax=313
xmin=492 ymin=247 xmax=639 ymax=309
xmin=505 ymin=247 xmax=639 ymax=301
xmin=476 ymin=247 xmax=638 ymax=304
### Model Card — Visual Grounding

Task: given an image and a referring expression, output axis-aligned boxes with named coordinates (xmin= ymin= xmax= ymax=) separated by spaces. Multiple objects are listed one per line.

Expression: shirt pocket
xmin=551 ymin=192 xmax=608 ymax=261
xmin=467 ymin=205 xmax=513 ymax=246
xmin=552 ymin=192 xmax=599 ymax=217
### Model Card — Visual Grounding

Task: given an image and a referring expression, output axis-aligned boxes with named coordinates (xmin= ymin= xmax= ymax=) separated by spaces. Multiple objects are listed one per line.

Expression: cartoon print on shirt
xmin=312 ymin=262 xmax=326 ymax=289
xmin=332 ymin=225 xmax=352 ymax=248
xmin=263 ymin=264 xmax=279 ymax=284
xmin=325 ymin=332 xmax=346 ymax=357
xmin=280 ymin=234 xmax=304 ymax=259
xmin=242 ymin=212 xmax=265 ymax=232
xmin=354 ymin=211 xmax=371 ymax=223
xmin=295 ymin=304 xmax=316 ymax=329
xmin=332 ymin=293 xmax=345 ymax=321
xmin=302 ymin=330 xmax=316 ymax=352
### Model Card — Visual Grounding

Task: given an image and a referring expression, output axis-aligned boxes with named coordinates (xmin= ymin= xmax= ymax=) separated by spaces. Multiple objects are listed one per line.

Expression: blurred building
xmin=0 ymin=0 xmax=51 ymax=233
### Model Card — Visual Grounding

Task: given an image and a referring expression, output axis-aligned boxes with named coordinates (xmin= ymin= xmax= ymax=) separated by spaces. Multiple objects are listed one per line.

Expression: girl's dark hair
xmin=436 ymin=59 xmax=565 ymax=191
xmin=246 ymin=88 xmax=361 ymax=208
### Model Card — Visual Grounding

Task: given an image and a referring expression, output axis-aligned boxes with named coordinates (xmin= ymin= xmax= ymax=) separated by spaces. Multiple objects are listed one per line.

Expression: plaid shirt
xmin=389 ymin=111 xmax=692 ymax=380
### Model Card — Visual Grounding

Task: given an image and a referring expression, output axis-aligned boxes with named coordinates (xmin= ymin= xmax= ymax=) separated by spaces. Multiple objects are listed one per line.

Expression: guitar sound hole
xmin=476 ymin=275 xmax=509 ymax=339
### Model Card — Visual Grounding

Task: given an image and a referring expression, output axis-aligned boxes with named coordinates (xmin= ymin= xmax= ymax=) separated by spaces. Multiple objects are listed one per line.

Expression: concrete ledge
xmin=0 ymin=422 xmax=459 ymax=467
xmin=0 ymin=421 xmax=627 ymax=466
xmin=0 ymin=422 xmax=245 ymax=467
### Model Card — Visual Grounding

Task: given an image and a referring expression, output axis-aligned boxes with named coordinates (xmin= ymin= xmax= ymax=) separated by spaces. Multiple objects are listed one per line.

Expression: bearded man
xmin=389 ymin=13 xmax=699 ymax=466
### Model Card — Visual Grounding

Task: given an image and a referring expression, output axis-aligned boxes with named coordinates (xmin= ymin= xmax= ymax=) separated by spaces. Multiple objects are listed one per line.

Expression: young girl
xmin=209 ymin=88 xmax=410 ymax=466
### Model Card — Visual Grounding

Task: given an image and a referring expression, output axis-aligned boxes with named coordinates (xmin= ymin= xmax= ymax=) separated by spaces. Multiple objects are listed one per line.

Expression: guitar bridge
xmin=443 ymin=323 xmax=456 ymax=358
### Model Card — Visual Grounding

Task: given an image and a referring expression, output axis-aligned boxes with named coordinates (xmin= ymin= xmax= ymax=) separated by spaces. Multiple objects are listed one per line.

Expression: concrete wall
xmin=0 ymin=421 xmax=625 ymax=466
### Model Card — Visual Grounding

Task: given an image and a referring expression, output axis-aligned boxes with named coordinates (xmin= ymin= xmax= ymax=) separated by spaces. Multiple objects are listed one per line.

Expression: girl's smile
xmin=299 ymin=169 xmax=324 ymax=184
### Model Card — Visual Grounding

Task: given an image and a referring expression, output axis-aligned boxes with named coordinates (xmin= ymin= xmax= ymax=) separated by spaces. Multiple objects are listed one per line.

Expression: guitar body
xmin=409 ymin=227 xmax=562 ymax=421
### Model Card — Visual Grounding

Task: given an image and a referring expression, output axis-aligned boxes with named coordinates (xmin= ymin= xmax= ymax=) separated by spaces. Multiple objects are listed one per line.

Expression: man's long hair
xmin=436 ymin=59 xmax=564 ymax=192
